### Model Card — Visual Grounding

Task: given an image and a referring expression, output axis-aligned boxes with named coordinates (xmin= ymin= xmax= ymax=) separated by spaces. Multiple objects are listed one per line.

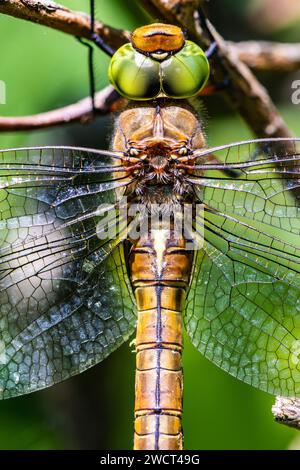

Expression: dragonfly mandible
xmin=1 ymin=20 xmax=300 ymax=451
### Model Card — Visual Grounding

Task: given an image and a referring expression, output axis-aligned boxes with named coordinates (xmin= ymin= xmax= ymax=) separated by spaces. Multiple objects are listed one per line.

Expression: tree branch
xmin=0 ymin=86 xmax=123 ymax=131
xmin=2 ymin=1 xmax=299 ymax=73
xmin=0 ymin=0 xmax=299 ymax=133
xmin=272 ymin=397 xmax=300 ymax=431
xmin=0 ymin=0 xmax=130 ymax=48
xmin=232 ymin=41 xmax=300 ymax=72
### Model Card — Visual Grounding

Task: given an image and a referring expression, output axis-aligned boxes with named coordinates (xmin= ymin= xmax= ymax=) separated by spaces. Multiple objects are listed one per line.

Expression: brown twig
xmin=232 ymin=41 xmax=300 ymax=72
xmin=0 ymin=86 xmax=123 ymax=131
xmin=272 ymin=397 xmax=300 ymax=431
xmin=0 ymin=0 xmax=129 ymax=132
xmin=0 ymin=0 xmax=130 ymax=48
xmin=2 ymin=0 xmax=298 ymax=73
xmin=0 ymin=0 xmax=299 ymax=132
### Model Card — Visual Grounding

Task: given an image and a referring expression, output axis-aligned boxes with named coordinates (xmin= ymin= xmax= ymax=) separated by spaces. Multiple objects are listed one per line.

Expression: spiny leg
xmin=76 ymin=0 xmax=99 ymax=114
xmin=89 ymin=0 xmax=115 ymax=57
xmin=198 ymin=79 xmax=230 ymax=96
xmin=198 ymin=41 xmax=230 ymax=96
xmin=195 ymin=8 xmax=231 ymax=96
xmin=77 ymin=37 xmax=96 ymax=113
xmin=205 ymin=41 xmax=218 ymax=60
xmin=77 ymin=0 xmax=117 ymax=114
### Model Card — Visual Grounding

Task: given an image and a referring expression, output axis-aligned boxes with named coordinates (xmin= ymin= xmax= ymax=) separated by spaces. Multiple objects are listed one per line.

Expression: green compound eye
xmin=108 ymin=43 xmax=160 ymax=100
xmin=161 ymin=41 xmax=210 ymax=98
xmin=108 ymin=41 xmax=210 ymax=100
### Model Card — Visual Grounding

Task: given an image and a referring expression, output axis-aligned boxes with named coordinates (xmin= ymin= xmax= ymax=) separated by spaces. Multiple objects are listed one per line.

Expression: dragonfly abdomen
xmin=130 ymin=229 xmax=194 ymax=450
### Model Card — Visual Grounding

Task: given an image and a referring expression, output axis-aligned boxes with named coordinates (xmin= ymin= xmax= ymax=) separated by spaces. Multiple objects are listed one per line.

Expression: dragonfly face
xmin=109 ymin=24 xmax=210 ymax=100
xmin=1 ymin=20 xmax=300 ymax=451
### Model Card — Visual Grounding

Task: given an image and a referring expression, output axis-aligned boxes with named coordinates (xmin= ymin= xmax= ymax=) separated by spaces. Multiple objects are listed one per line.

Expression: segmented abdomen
xmin=129 ymin=230 xmax=193 ymax=450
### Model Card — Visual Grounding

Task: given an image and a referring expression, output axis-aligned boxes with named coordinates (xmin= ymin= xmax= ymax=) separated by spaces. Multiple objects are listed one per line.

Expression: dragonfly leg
xmin=90 ymin=33 xmax=116 ymax=57
xmin=201 ymin=40 xmax=231 ymax=96
xmin=89 ymin=0 xmax=115 ymax=56
xmin=75 ymin=0 xmax=100 ymax=115
xmin=205 ymin=41 xmax=218 ymax=59
xmin=76 ymin=0 xmax=116 ymax=115
xmin=195 ymin=9 xmax=231 ymax=96
xmin=198 ymin=79 xmax=230 ymax=96
xmin=77 ymin=37 xmax=96 ymax=114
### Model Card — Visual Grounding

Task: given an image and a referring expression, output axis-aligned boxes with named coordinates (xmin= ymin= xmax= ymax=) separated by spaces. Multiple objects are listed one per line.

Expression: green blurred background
xmin=0 ymin=0 xmax=300 ymax=450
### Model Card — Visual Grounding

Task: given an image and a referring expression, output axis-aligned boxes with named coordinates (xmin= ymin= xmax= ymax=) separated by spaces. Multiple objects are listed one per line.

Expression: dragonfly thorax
xmin=129 ymin=141 xmax=192 ymax=199
xmin=108 ymin=23 xmax=210 ymax=100
xmin=112 ymin=105 xmax=206 ymax=203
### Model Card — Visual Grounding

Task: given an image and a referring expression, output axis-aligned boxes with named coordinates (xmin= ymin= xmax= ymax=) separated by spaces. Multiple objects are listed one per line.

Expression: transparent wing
xmin=184 ymin=138 xmax=300 ymax=396
xmin=0 ymin=147 xmax=136 ymax=398
xmin=189 ymin=138 xmax=300 ymax=234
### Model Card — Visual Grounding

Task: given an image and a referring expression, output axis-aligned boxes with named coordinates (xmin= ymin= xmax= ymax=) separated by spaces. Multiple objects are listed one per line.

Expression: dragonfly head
xmin=108 ymin=23 xmax=210 ymax=100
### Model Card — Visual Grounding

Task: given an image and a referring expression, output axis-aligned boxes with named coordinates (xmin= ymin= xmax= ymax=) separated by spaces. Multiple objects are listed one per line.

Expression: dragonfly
xmin=1 ymin=17 xmax=300 ymax=450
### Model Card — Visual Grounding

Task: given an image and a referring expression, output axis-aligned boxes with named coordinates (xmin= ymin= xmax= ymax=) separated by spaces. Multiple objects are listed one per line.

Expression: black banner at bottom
xmin=0 ymin=450 xmax=298 ymax=466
